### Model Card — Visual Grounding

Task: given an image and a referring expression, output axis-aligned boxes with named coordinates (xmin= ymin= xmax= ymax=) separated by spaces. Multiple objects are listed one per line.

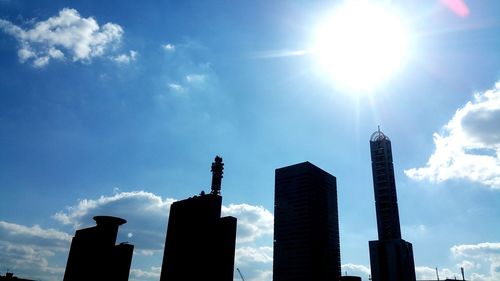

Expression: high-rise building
xmin=368 ymin=128 xmax=416 ymax=281
xmin=273 ymin=162 xmax=341 ymax=281
xmin=63 ymin=216 xmax=134 ymax=281
xmin=159 ymin=156 xmax=237 ymax=281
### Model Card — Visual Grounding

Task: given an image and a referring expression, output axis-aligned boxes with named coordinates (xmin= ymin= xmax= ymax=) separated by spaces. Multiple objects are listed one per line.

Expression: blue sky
xmin=1 ymin=0 xmax=500 ymax=280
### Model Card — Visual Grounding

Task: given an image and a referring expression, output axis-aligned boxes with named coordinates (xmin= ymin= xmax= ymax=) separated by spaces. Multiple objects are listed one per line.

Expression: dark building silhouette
xmin=340 ymin=276 xmax=362 ymax=281
xmin=63 ymin=216 xmax=134 ymax=281
xmin=368 ymin=128 xmax=416 ymax=281
xmin=0 ymin=272 xmax=35 ymax=281
xmin=159 ymin=156 xmax=237 ymax=281
xmin=273 ymin=162 xmax=341 ymax=281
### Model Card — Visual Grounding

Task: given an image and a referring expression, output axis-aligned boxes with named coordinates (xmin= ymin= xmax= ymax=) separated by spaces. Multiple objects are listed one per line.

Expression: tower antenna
xmin=210 ymin=156 xmax=224 ymax=195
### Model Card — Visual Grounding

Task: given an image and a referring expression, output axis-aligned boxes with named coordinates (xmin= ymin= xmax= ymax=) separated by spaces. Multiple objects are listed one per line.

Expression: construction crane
xmin=237 ymin=268 xmax=245 ymax=281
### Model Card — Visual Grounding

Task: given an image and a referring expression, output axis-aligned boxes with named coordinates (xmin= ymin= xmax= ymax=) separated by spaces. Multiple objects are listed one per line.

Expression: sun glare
xmin=313 ymin=1 xmax=411 ymax=91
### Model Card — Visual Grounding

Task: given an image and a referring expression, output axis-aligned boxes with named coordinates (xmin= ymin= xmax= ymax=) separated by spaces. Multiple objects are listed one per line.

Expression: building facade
xmin=63 ymin=216 xmax=134 ymax=281
xmin=159 ymin=156 xmax=237 ymax=281
xmin=369 ymin=129 xmax=416 ymax=281
xmin=273 ymin=161 xmax=341 ymax=281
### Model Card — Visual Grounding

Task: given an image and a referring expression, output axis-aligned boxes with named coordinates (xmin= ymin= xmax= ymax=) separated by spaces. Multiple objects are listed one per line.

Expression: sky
xmin=0 ymin=0 xmax=500 ymax=280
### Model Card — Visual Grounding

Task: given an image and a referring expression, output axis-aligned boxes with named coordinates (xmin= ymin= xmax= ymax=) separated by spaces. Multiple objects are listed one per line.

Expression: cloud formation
xmin=113 ymin=50 xmax=138 ymax=64
xmin=0 ymin=190 xmax=277 ymax=281
xmin=222 ymin=203 xmax=274 ymax=243
xmin=0 ymin=8 xmax=126 ymax=67
xmin=53 ymin=191 xmax=174 ymax=251
xmin=162 ymin=43 xmax=175 ymax=52
xmin=405 ymin=82 xmax=500 ymax=189
xmin=451 ymin=242 xmax=500 ymax=281
xmin=236 ymin=246 xmax=273 ymax=265
xmin=452 ymin=242 xmax=500 ymax=257
xmin=0 ymin=221 xmax=70 ymax=281
xmin=341 ymin=263 xmax=371 ymax=277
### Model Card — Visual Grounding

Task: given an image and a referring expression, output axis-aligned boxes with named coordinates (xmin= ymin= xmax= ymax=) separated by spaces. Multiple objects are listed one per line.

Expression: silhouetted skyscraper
xmin=273 ymin=162 xmax=341 ymax=281
xmin=159 ymin=156 xmax=237 ymax=281
xmin=63 ymin=216 xmax=134 ymax=281
xmin=368 ymin=128 xmax=416 ymax=281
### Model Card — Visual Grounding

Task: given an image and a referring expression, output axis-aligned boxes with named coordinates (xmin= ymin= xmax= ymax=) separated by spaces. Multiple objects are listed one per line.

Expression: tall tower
xmin=370 ymin=128 xmax=401 ymax=240
xmin=368 ymin=128 xmax=416 ymax=281
xmin=159 ymin=156 xmax=237 ymax=281
xmin=273 ymin=162 xmax=341 ymax=281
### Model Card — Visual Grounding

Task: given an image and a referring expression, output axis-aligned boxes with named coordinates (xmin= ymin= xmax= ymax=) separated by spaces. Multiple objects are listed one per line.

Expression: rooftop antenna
xmin=461 ymin=267 xmax=465 ymax=281
xmin=436 ymin=267 xmax=440 ymax=281
xmin=210 ymin=156 xmax=224 ymax=195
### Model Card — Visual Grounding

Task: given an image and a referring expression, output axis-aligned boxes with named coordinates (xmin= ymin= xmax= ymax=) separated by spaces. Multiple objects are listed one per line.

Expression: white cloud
xmin=185 ymin=73 xmax=206 ymax=83
xmin=113 ymin=50 xmax=138 ymax=64
xmin=452 ymin=242 xmax=500 ymax=258
xmin=450 ymin=242 xmax=500 ymax=281
xmin=0 ymin=222 xmax=70 ymax=281
xmin=130 ymin=266 xmax=161 ymax=279
xmin=0 ymin=191 xmax=277 ymax=281
xmin=168 ymin=83 xmax=184 ymax=92
xmin=416 ymin=266 xmax=462 ymax=280
xmin=236 ymin=246 xmax=273 ymax=265
xmin=457 ymin=260 xmax=478 ymax=271
xmin=0 ymin=8 xmax=127 ymax=67
xmin=162 ymin=43 xmax=175 ymax=52
xmin=222 ymin=203 xmax=273 ymax=243
xmin=0 ymin=221 xmax=71 ymax=245
xmin=53 ymin=190 xmax=175 ymax=251
xmin=341 ymin=263 xmax=371 ymax=277
xmin=405 ymin=81 xmax=500 ymax=189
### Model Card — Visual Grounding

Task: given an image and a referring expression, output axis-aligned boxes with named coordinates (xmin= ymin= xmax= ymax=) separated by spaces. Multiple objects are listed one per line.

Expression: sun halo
xmin=313 ymin=1 xmax=411 ymax=92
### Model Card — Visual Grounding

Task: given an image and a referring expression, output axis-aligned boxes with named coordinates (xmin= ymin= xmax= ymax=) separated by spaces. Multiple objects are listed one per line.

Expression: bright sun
xmin=313 ymin=1 xmax=410 ymax=91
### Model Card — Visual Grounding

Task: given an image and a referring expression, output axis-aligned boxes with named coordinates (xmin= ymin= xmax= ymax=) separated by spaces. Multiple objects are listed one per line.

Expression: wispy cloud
xmin=185 ymin=73 xmax=206 ymax=83
xmin=405 ymin=81 xmax=500 ymax=189
xmin=0 ymin=8 xmax=128 ymax=67
xmin=130 ymin=266 xmax=161 ymax=279
xmin=113 ymin=50 xmax=138 ymax=64
xmin=0 ymin=221 xmax=71 ymax=244
xmin=168 ymin=83 xmax=184 ymax=92
xmin=162 ymin=43 xmax=175 ymax=52
xmin=236 ymin=246 xmax=273 ymax=265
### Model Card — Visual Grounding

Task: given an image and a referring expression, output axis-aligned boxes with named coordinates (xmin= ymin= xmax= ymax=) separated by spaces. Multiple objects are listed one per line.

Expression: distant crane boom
xmin=237 ymin=268 xmax=245 ymax=281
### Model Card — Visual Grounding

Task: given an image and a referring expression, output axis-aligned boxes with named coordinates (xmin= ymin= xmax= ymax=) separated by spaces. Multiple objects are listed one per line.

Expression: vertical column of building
xmin=370 ymin=130 xmax=401 ymax=240
xmin=273 ymin=162 xmax=341 ymax=281
xmin=159 ymin=156 xmax=237 ymax=281
xmin=368 ymin=129 xmax=416 ymax=281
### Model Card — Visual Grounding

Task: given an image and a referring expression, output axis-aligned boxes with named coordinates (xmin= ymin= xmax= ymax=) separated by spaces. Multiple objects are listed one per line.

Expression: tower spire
xmin=210 ymin=156 xmax=224 ymax=195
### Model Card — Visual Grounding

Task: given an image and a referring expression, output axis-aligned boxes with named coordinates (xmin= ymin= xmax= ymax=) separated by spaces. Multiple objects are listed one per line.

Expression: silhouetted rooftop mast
xmin=210 ymin=156 xmax=224 ymax=195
